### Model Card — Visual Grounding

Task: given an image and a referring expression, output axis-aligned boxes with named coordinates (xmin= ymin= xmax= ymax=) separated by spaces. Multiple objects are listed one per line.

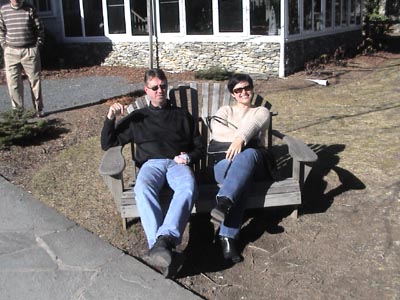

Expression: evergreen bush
xmin=195 ymin=67 xmax=232 ymax=81
xmin=0 ymin=108 xmax=49 ymax=149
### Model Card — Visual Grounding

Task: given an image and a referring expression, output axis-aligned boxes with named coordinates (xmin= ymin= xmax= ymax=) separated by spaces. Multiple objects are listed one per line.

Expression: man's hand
xmin=107 ymin=103 xmax=127 ymax=120
xmin=225 ymin=137 xmax=244 ymax=160
xmin=174 ymin=152 xmax=190 ymax=165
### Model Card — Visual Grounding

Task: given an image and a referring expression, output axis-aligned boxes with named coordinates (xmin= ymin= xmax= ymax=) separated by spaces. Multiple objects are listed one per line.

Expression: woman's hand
xmin=226 ymin=137 xmax=244 ymax=160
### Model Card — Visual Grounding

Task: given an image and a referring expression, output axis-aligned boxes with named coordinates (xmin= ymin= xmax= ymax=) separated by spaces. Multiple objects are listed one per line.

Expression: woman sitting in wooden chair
xmin=209 ymin=73 xmax=272 ymax=263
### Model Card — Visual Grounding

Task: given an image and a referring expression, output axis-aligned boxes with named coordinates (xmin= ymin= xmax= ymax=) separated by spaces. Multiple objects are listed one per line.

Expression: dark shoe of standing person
xmin=211 ymin=196 xmax=233 ymax=224
xmin=36 ymin=110 xmax=46 ymax=118
xmin=147 ymin=235 xmax=175 ymax=269
xmin=219 ymin=236 xmax=243 ymax=264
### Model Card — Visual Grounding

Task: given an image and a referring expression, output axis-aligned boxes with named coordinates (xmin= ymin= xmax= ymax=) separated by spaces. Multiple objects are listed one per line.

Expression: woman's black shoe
xmin=219 ymin=236 xmax=243 ymax=264
xmin=211 ymin=196 xmax=233 ymax=224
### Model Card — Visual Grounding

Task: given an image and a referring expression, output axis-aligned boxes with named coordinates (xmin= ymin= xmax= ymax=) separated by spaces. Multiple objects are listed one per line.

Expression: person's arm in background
xmin=31 ymin=6 xmax=45 ymax=49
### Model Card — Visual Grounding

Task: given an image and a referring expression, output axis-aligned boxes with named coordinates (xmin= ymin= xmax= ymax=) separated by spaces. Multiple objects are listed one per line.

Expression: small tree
xmin=0 ymin=108 xmax=49 ymax=149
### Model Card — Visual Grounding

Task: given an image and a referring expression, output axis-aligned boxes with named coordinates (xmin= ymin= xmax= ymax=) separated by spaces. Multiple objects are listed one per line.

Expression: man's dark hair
xmin=227 ymin=73 xmax=254 ymax=93
xmin=144 ymin=68 xmax=167 ymax=84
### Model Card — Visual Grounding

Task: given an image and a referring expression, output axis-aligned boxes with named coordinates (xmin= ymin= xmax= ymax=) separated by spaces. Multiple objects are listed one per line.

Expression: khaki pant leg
xmin=21 ymin=47 xmax=43 ymax=112
xmin=4 ymin=47 xmax=24 ymax=109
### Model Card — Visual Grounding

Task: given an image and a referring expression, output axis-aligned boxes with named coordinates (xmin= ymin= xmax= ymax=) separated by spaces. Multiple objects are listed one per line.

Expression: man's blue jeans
xmin=214 ymin=148 xmax=266 ymax=239
xmin=134 ymin=159 xmax=197 ymax=248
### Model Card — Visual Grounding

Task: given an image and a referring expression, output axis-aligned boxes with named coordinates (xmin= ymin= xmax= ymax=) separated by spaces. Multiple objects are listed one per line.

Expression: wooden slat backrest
xmin=125 ymin=82 xmax=273 ymax=182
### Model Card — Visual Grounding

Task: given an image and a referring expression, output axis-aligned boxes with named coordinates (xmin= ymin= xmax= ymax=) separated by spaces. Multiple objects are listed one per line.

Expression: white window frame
xmin=286 ymin=0 xmax=363 ymax=40
xmin=155 ymin=0 xmax=281 ymax=43
xmin=102 ymin=0 xmax=150 ymax=42
xmin=62 ymin=0 xmax=108 ymax=42
xmin=61 ymin=0 xmax=362 ymax=43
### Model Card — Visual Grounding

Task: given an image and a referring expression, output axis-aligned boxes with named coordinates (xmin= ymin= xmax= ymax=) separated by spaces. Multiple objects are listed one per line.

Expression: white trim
xmin=125 ymin=0 xmax=132 ymax=36
xmin=179 ymin=0 xmax=186 ymax=34
xmin=156 ymin=34 xmax=281 ymax=43
xmin=243 ymin=0 xmax=250 ymax=36
xmin=279 ymin=0 xmax=287 ymax=78
xmin=102 ymin=0 xmax=110 ymax=36
xmin=286 ymin=24 xmax=362 ymax=42
xmin=212 ymin=0 xmax=219 ymax=35
xmin=79 ymin=0 xmax=86 ymax=37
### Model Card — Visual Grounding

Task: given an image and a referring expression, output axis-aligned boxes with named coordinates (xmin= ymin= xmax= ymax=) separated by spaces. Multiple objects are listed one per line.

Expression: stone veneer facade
xmin=101 ymin=42 xmax=281 ymax=77
xmin=58 ymin=30 xmax=362 ymax=77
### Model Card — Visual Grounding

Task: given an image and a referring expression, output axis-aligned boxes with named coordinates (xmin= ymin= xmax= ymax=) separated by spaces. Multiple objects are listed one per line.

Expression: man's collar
xmin=149 ymin=100 xmax=170 ymax=110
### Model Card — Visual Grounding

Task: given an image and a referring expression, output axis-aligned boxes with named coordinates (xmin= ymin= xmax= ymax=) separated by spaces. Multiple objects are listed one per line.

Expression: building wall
xmin=99 ymin=41 xmax=281 ymax=76
xmin=285 ymin=30 xmax=363 ymax=75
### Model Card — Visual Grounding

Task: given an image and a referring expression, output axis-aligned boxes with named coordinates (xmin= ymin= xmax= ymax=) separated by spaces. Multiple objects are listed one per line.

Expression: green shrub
xmin=195 ymin=67 xmax=232 ymax=81
xmin=0 ymin=108 xmax=49 ymax=149
xmin=360 ymin=0 xmax=393 ymax=54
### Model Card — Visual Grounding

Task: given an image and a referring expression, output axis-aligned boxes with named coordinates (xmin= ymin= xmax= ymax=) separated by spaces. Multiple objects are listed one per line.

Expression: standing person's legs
xmin=133 ymin=159 xmax=167 ymax=248
xmin=159 ymin=160 xmax=197 ymax=245
xmin=4 ymin=47 xmax=24 ymax=109
xmin=21 ymin=47 xmax=43 ymax=113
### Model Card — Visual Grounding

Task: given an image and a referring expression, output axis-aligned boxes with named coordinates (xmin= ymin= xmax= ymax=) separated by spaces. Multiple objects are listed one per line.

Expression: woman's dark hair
xmin=144 ymin=68 xmax=167 ymax=84
xmin=227 ymin=73 xmax=254 ymax=93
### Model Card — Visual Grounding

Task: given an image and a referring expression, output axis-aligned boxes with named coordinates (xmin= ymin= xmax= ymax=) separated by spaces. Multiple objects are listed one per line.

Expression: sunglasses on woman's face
xmin=233 ymin=85 xmax=252 ymax=94
xmin=147 ymin=84 xmax=168 ymax=91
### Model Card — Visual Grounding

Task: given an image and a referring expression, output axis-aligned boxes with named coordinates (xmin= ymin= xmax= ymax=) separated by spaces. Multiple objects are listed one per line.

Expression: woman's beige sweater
xmin=210 ymin=105 xmax=270 ymax=147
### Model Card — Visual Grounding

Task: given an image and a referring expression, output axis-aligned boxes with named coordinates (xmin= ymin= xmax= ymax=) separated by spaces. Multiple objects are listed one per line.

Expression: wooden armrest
xmin=99 ymin=146 xmax=126 ymax=176
xmin=272 ymin=130 xmax=318 ymax=163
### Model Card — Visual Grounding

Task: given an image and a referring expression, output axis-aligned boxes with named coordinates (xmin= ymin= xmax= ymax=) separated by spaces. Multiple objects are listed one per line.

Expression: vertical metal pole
xmin=147 ymin=0 xmax=153 ymax=68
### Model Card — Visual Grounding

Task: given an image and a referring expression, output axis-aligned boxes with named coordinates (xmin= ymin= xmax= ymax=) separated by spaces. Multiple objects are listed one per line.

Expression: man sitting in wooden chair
xmin=100 ymin=69 xmax=205 ymax=277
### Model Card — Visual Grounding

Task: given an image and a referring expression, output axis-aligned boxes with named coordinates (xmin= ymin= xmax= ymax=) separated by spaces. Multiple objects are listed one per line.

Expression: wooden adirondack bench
xmin=99 ymin=82 xmax=318 ymax=230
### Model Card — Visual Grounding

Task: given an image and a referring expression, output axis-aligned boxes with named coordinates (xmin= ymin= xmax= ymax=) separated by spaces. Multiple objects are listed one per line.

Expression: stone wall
xmin=56 ymin=31 xmax=363 ymax=77
xmin=102 ymin=42 xmax=281 ymax=76
xmin=285 ymin=30 xmax=363 ymax=75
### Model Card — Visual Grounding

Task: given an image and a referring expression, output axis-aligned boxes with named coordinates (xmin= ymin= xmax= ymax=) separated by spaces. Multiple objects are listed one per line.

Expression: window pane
xmin=219 ymin=0 xmax=242 ymax=32
xmin=159 ymin=0 xmax=180 ymax=33
xmin=250 ymin=0 xmax=281 ymax=35
xmin=341 ymin=0 xmax=347 ymax=26
xmin=314 ymin=0 xmax=322 ymax=31
xmin=84 ymin=0 xmax=104 ymax=36
xmin=131 ymin=0 xmax=148 ymax=35
xmin=186 ymin=0 xmax=212 ymax=35
xmin=350 ymin=0 xmax=356 ymax=24
xmin=355 ymin=0 xmax=361 ymax=24
xmin=326 ymin=0 xmax=332 ymax=28
xmin=335 ymin=0 xmax=340 ymax=27
xmin=303 ymin=0 xmax=312 ymax=30
xmin=37 ymin=0 xmax=51 ymax=11
xmin=62 ymin=0 xmax=83 ymax=37
xmin=107 ymin=0 xmax=126 ymax=34
xmin=289 ymin=0 xmax=299 ymax=34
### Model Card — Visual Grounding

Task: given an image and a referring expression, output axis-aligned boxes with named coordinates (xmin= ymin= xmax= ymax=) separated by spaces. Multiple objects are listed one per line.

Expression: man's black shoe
xmin=219 ymin=236 xmax=243 ymax=264
xmin=211 ymin=196 xmax=233 ymax=224
xmin=147 ymin=235 xmax=175 ymax=269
